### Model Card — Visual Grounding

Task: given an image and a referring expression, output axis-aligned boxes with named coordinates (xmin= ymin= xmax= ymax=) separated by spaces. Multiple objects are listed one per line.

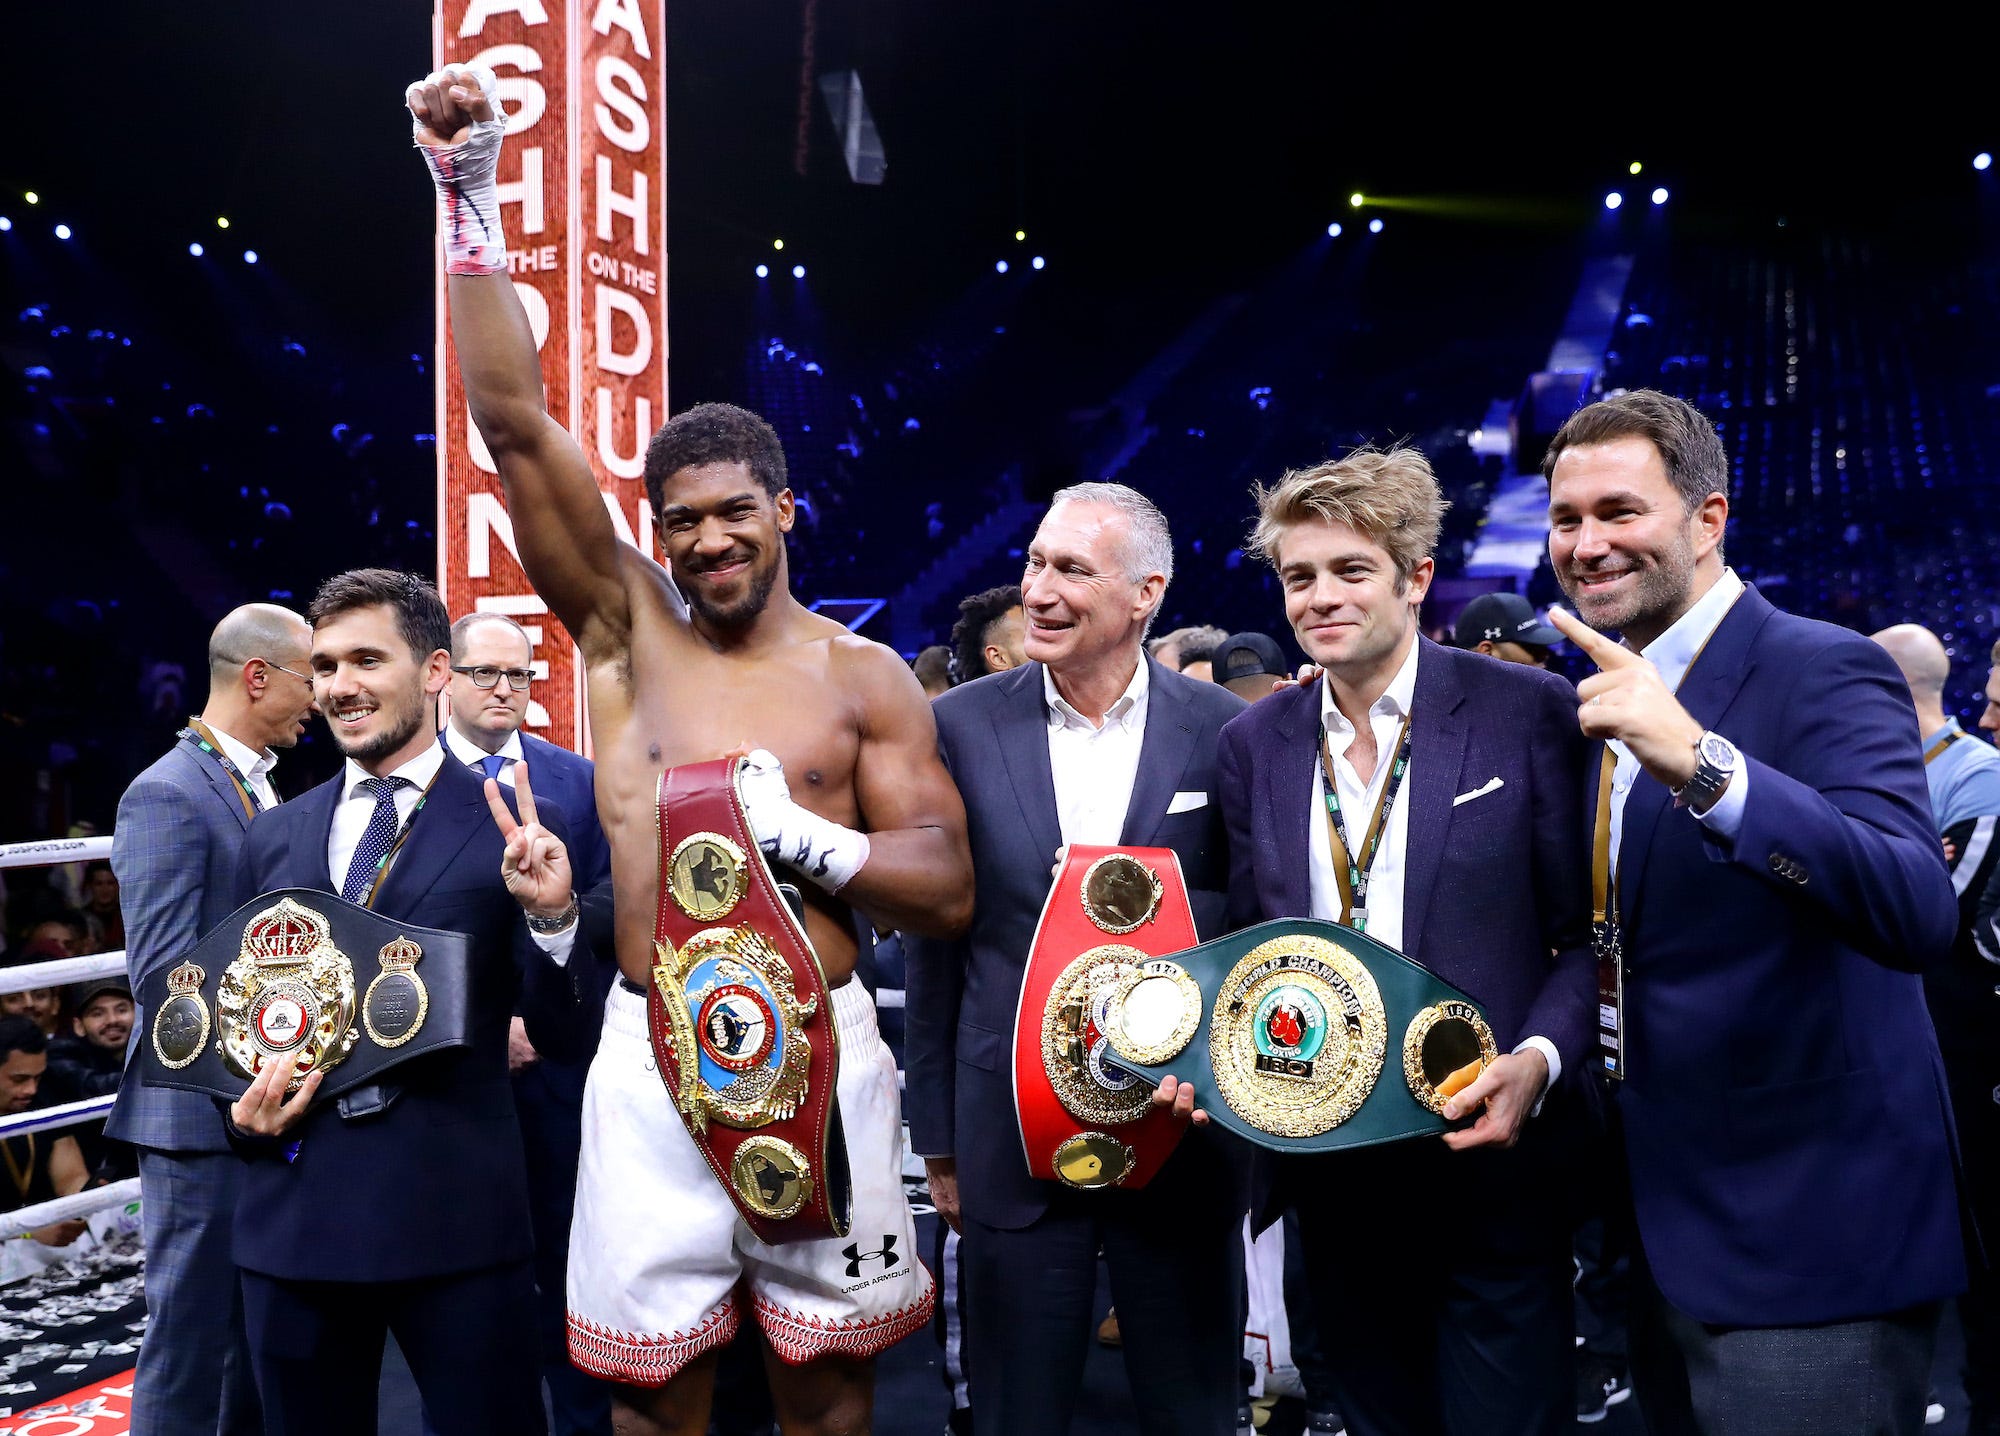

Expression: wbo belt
xmin=138 ymin=888 xmax=473 ymax=1103
xmin=648 ymin=759 xmax=851 ymax=1245
xmin=1013 ymin=845 xmax=1197 ymax=1190
xmin=1102 ymin=918 xmax=1498 ymax=1154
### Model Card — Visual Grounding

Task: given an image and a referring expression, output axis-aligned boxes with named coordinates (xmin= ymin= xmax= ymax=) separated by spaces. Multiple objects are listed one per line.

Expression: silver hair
xmin=1047 ymin=482 xmax=1174 ymax=633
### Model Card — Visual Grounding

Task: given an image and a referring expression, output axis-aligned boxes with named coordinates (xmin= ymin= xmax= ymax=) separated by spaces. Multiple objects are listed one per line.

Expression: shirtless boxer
xmin=407 ymin=65 xmax=973 ymax=1436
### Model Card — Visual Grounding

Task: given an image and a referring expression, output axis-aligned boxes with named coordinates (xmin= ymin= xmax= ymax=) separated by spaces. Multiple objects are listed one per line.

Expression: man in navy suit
xmin=227 ymin=569 xmax=595 ymax=1436
xmin=1182 ymin=446 xmax=1594 ymax=1435
xmin=109 ymin=601 xmax=316 ymax=1436
xmin=441 ymin=610 xmax=613 ymax=1436
xmin=1542 ymin=390 xmax=1962 ymax=1436
xmin=904 ymin=482 xmax=1250 ymax=1436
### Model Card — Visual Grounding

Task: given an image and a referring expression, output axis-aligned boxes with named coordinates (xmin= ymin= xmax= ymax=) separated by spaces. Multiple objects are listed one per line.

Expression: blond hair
xmin=1249 ymin=445 xmax=1449 ymax=585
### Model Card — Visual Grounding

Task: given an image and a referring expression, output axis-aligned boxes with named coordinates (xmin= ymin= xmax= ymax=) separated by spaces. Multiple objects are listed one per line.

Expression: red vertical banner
xmin=435 ymin=0 xmax=665 ymax=752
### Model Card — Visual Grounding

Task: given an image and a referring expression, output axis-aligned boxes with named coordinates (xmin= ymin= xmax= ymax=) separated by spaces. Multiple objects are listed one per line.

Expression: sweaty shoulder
xmin=826 ymin=630 xmax=931 ymax=716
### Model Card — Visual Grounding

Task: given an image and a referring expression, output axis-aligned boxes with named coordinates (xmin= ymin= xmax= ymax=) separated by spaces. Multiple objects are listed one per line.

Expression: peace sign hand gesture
xmin=1547 ymin=609 xmax=1705 ymax=792
xmin=484 ymin=760 xmax=575 ymax=920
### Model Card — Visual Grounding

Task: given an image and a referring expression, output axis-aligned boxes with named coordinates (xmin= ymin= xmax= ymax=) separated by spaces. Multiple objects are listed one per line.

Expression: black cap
xmin=1453 ymin=592 xmax=1563 ymax=650
xmin=67 ymin=977 xmax=132 ymax=1012
xmin=1214 ymin=632 xmax=1289 ymax=684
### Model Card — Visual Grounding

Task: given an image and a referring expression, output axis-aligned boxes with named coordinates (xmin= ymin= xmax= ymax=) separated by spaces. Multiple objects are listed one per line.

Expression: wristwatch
xmin=524 ymin=896 xmax=580 ymax=936
xmin=1674 ymin=730 xmax=1740 ymax=812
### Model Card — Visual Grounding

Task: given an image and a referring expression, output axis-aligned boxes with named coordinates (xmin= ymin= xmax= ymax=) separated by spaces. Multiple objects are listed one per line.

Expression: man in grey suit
xmin=108 ymin=602 xmax=317 ymax=1436
xmin=905 ymin=483 xmax=1249 ymax=1435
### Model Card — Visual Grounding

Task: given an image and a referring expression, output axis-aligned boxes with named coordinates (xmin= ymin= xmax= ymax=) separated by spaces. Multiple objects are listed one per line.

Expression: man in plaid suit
xmin=108 ymin=602 xmax=317 ymax=1436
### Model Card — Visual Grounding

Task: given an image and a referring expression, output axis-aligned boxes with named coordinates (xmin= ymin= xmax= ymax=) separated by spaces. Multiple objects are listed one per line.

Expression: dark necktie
xmin=341 ymin=776 xmax=413 ymax=905
xmin=479 ymin=754 xmax=509 ymax=783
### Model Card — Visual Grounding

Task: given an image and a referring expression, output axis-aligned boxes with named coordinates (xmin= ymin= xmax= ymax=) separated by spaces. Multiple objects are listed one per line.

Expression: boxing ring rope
xmin=0 ymin=835 xmax=114 ymax=870
xmin=0 ymin=1179 xmax=141 ymax=1241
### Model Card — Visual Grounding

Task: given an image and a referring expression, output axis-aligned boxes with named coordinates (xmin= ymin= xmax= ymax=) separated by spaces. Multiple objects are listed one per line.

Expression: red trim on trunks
xmin=752 ymin=1277 xmax=936 ymax=1366
xmin=567 ymin=1296 xmax=740 ymax=1387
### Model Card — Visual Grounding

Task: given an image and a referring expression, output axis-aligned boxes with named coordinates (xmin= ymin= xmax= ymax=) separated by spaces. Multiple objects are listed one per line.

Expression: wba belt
xmin=1103 ymin=918 xmax=1499 ymax=1154
xmin=648 ymin=759 xmax=851 ymax=1244
xmin=1013 ymin=846 xmax=1198 ymax=1190
xmin=137 ymin=888 xmax=474 ymax=1102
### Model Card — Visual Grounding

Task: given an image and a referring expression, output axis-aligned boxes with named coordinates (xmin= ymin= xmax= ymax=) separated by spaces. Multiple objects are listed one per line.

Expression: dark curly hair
xmin=950 ymin=584 xmax=1023 ymax=682
xmin=306 ymin=569 xmax=451 ymax=661
xmin=644 ymin=402 xmax=789 ymax=518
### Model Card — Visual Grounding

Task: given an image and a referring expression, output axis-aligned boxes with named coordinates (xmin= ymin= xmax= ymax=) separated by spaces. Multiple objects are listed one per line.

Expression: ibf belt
xmin=136 ymin=888 xmax=473 ymax=1101
xmin=648 ymin=759 xmax=852 ymax=1245
xmin=1012 ymin=846 xmax=1200 ymax=1190
xmin=1102 ymin=918 xmax=1498 ymax=1154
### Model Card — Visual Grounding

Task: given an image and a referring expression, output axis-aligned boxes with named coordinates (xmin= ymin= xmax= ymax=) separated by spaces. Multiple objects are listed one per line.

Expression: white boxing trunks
xmin=567 ymin=976 xmax=934 ymax=1385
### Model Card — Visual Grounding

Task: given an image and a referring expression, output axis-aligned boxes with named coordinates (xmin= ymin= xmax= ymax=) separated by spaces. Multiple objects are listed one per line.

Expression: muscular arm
xmin=844 ymin=646 xmax=974 ymax=939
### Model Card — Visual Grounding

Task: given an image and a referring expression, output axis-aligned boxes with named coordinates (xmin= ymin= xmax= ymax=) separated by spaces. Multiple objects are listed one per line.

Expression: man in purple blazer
xmin=1201 ymin=445 xmax=1596 ymax=1436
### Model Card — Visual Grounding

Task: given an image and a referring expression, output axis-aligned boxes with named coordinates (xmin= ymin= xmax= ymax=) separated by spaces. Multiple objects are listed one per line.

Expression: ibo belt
xmin=1103 ymin=919 xmax=1498 ymax=1153
xmin=1012 ymin=845 xmax=1199 ymax=1190
xmin=648 ymin=759 xmax=851 ymax=1244
xmin=138 ymin=888 xmax=473 ymax=1101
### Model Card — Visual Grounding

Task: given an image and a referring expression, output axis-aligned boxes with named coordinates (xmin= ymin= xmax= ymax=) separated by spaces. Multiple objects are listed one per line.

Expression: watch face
xmin=1698 ymin=732 xmax=1737 ymax=769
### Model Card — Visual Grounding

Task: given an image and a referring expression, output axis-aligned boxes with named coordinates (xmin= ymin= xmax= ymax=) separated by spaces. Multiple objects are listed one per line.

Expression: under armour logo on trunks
xmin=841 ymin=1236 xmax=901 ymax=1279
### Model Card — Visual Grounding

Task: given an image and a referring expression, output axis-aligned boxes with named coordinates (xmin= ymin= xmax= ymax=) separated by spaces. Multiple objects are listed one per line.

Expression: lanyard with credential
xmin=181 ymin=719 xmax=265 ymax=821
xmin=355 ymin=768 xmax=442 ymax=910
xmin=1316 ymin=711 xmax=1414 ymax=933
xmin=1592 ymin=589 xmax=1742 ymax=1081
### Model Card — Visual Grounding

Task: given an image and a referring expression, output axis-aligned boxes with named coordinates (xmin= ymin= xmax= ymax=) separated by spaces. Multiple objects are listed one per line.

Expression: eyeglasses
xmin=451 ymin=665 xmax=536 ymax=691
xmin=258 ymin=659 xmax=314 ymax=684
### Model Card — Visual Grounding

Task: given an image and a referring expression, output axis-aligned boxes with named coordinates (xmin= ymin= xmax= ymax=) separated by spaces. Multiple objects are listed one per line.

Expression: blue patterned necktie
xmin=340 ymin=776 xmax=413 ymax=905
xmin=478 ymin=754 xmax=509 ymax=783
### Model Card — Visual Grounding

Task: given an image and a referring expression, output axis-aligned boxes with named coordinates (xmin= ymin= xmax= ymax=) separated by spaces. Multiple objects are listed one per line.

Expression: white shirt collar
xmin=342 ymin=739 xmax=447 ymax=799
xmin=207 ymin=723 xmax=277 ymax=784
xmin=442 ymin=721 xmax=524 ymax=769
xmin=1637 ymin=567 xmax=1745 ymax=690
xmin=1319 ymin=631 xmax=1421 ymax=732
xmin=1043 ymin=656 xmax=1150 ymax=732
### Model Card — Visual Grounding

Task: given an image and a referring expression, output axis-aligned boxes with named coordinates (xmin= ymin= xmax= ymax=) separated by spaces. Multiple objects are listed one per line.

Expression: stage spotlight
xmin=1604 ymin=191 xmax=1623 ymax=210
xmin=755 ymin=263 xmax=769 ymax=278
xmin=1651 ymin=187 xmax=1669 ymax=205
xmin=189 ymin=242 xmax=204 ymax=257
xmin=1327 ymin=222 xmax=1342 ymax=238
xmin=1349 ymin=192 xmax=1364 ymax=208
xmin=773 ymin=238 xmax=785 ymax=250
xmin=995 ymin=259 xmax=1009 ymax=274
xmin=25 ymin=192 xmax=38 ymax=205
xmin=243 ymin=249 xmax=259 ymax=264
xmin=217 ymin=217 xmax=231 ymax=229
xmin=54 ymin=223 xmax=72 ymax=240
xmin=0 ymin=217 xmax=11 ymax=232
xmin=1014 ymin=229 xmax=1026 ymax=241
xmin=791 ymin=263 xmax=805 ymax=278
xmin=1978 ymin=153 xmax=1994 ymax=171
xmin=1368 ymin=218 xmax=1383 ymax=234
xmin=1031 ymin=255 xmax=1045 ymax=270
xmin=1629 ymin=161 xmax=1642 ymax=175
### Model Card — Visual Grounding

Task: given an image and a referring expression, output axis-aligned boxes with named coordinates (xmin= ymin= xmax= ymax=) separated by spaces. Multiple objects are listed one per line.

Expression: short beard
xmin=684 ymin=559 xmax=780 ymax=629
xmin=1559 ymin=525 xmax=1698 ymax=638
xmin=334 ymin=696 xmax=426 ymax=766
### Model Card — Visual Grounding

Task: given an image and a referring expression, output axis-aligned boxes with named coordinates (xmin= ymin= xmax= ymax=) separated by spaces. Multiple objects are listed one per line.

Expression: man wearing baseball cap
xmin=1453 ymin=592 xmax=1564 ymax=668
xmin=1213 ymin=632 xmax=1294 ymax=703
xmin=45 ymin=976 xmax=137 ymax=1181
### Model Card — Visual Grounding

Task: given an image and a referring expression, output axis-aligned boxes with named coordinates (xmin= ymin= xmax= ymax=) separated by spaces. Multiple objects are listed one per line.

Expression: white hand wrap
xmin=410 ymin=64 xmax=510 ymax=276
xmin=737 ymin=750 xmax=870 ymax=895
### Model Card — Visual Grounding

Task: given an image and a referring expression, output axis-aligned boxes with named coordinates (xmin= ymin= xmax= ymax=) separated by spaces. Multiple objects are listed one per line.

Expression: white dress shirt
xmin=443 ymin=722 xmax=525 ymax=785
xmin=1308 ymin=638 xmax=1560 ymax=1089
xmin=209 ymin=724 xmax=281 ymax=811
xmin=329 ymin=739 xmax=572 ymax=962
xmin=1044 ymin=659 xmax=1149 ymax=847
xmin=1607 ymin=567 xmax=1750 ymax=874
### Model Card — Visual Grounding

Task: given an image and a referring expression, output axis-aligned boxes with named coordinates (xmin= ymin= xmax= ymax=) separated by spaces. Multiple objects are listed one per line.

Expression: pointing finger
xmin=1547 ymin=608 xmax=1639 ymax=669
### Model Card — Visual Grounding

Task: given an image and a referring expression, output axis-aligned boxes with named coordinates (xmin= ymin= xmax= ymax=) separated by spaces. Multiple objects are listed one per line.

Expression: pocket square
xmin=1167 ymin=791 xmax=1208 ymax=814
xmin=1452 ymin=777 xmax=1505 ymax=808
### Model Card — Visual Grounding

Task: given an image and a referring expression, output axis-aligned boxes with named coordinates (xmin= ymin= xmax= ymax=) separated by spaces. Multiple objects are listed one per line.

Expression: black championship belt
xmin=137 ymin=888 xmax=475 ymax=1101
xmin=648 ymin=759 xmax=852 ymax=1245
xmin=1102 ymin=918 xmax=1499 ymax=1154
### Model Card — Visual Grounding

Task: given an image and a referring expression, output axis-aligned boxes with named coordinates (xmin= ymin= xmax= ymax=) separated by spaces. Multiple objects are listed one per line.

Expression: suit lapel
xmin=179 ymin=735 xmax=256 ymax=833
xmin=295 ymin=774 xmax=345 ymax=893
xmin=1269 ymin=684 xmax=1321 ymax=918
xmin=991 ymin=665 xmax=1064 ymax=868
xmin=371 ymin=760 xmax=487 ymax=916
xmin=1617 ymin=585 xmax=1772 ymax=922
xmin=1399 ymin=640 xmax=1468 ymax=964
xmin=1120 ymin=660 xmax=1198 ymax=844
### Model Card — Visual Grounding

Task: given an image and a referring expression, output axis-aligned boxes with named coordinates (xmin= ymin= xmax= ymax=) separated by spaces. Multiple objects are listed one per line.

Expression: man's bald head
xmin=1870 ymin=623 xmax=1950 ymax=704
xmin=208 ymin=604 xmax=312 ymax=689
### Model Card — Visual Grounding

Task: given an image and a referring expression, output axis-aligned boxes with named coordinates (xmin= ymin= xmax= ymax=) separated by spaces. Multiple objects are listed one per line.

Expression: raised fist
xmin=406 ymin=63 xmax=504 ymax=149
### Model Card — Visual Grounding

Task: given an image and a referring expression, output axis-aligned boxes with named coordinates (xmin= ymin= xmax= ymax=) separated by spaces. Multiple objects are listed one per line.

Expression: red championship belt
xmin=1013 ymin=845 xmax=1200 ymax=1189
xmin=649 ymin=759 xmax=852 ymax=1244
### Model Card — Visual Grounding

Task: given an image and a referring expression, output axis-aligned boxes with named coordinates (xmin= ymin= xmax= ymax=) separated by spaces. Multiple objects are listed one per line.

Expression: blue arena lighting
xmin=243 ymin=249 xmax=259 ymax=264
xmin=995 ymin=259 xmax=1009 ymax=274
xmin=1368 ymin=218 xmax=1383 ymax=234
xmin=755 ymin=263 xmax=768 ymax=278
xmin=1651 ymin=187 xmax=1669 ymax=205
xmin=54 ymin=223 xmax=71 ymax=240
xmin=791 ymin=263 xmax=805 ymax=279
xmin=1031 ymin=255 xmax=1045 ymax=270
xmin=0 ymin=217 xmax=10 ymax=232
xmin=1604 ymin=191 xmax=1623 ymax=210
xmin=1978 ymin=153 xmax=1994 ymax=172
xmin=188 ymin=242 xmax=204 ymax=257
xmin=1327 ymin=222 xmax=1342 ymax=238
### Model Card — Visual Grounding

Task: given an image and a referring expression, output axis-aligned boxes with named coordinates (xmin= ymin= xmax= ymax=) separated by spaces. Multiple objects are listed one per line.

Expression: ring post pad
xmin=1011 ymin=845 xmax=1200 ymax=1191
xmin=136 ymin=888 xmax=474 ymax=1102
xmin=1102 ymin=918 xmax=1498 ymax=1154
xmin=647 ymin=759 xmax=853 ymax=1245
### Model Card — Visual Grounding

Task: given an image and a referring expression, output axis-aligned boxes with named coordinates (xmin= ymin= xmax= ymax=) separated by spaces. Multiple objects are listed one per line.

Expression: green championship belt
xmin=1101 ymin=918 xmax=1498 ymax=1154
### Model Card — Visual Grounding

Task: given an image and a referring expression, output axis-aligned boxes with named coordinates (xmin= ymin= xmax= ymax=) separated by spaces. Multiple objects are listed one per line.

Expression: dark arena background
xmin=1 ymin=5 xmax=1997 ymax=1433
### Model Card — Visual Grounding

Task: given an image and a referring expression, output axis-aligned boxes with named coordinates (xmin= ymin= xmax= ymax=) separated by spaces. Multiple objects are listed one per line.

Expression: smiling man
xmin=1182 ymin=446 xmax=1593 ymax=1436
xmin=903 ymin=482 xmax=1250 ymax=1436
